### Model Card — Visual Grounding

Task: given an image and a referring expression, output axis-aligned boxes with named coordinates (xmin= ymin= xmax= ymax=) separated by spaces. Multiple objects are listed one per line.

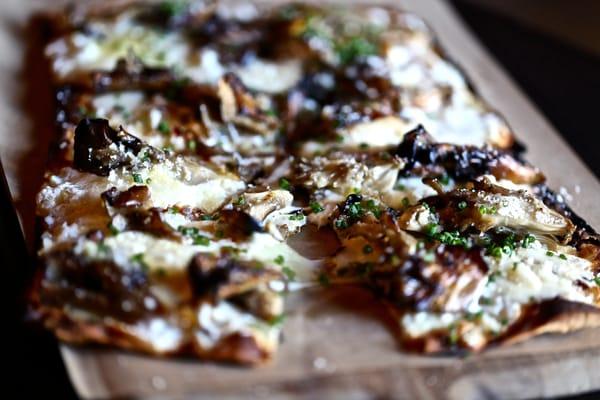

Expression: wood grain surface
xmin=1 ymin=0 xmax=600 ymax=399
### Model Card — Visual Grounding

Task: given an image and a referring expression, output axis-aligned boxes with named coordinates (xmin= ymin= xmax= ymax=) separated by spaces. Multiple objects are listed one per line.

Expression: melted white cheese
xmin=107 ymin=157 xmax=245 ymax=213
xmin=401 ymin=241 xmax=595 ymax=344
xmin=483 ymin=243 xmax=594 ymax=306
xmin=128 ymin=318 xmax=183 ymax=353
xmin=77 ymin=230 xmax=319 ymax=283
xmin=196 ymin=301 xmax=279 ymax=350
xmin=47 ymin=13 xmax=301 ymax=94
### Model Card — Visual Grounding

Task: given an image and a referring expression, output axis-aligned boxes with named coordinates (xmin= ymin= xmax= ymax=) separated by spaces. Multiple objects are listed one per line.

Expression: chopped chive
xmin=107 ymin=222 xmax=120 ymax=235
xmin=488 ymin=271 xmax=501 ymax=283
xmin=168 ymin=205 xmax=181 ymax=214
xmin=279 ymin=178 xmax=291 ymax=191
xmin=132 ymin=173 xmax=143 ymax=184
xmin=310 ymin=201 xmax=324 ymax=213
xmin=268 ymin=314 xmax=286 ymax=327
xmin=130 ymin=253 xmax=149 ymax=272
xmin=97 ymin=242 xmax=109 ymax=254
xmin=521 ymin=234 xmax=536 ymax=248
xmin=334 ymin=217 xmax=348 ymax=229
xmin=480 ymin=297 xmax=493 ymax=305
xmin=288 ymin=213 xmax=305 ymax=221
xmin=193 ymin=235 xmax=210 ymax=246
xmin=424 ymin=223 xmax=439 ymax=237
xmin=234 ymin=196 xmax=246 ymax=206
xmin=365 ymin=199 xmax=381 ymax=218
xmin=157 ymin=120 xmax=170 ymax=135
xmin=478 ymin=205 xmax=497 ymax=215
xmin=465 ymin=311 xmax=483 ymax=321
xmin=282 ymin=266 xmax=296 ymax=281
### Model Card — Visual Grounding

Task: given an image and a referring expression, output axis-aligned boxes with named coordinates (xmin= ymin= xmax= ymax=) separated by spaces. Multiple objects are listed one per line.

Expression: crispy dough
xmin=495 ymin=298 xmax=600 ymax=346
xmin=36 ymin=304 xmax=275 ymax=365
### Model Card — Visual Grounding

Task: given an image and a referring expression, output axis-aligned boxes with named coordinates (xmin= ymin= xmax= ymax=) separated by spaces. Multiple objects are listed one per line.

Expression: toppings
xmin=73 ymin=118 xmax=144 ymax=176
xmin=102 ymin=185 xmax=150 ymax=208
xmin=217 ymin=73 xmax=280 ymax=134
xmin=370 ymin=247 xmax=488 ymax=312
xmin=396 ymin=126 xmax=543 ymax=185
xmin=187 ymin=252 xmax=280 ymax=301
xmin=32 ymin=1 xmax=600 ymax=362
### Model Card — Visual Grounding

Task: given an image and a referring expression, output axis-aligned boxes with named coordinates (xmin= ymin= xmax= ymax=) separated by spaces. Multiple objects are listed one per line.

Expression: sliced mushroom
xmin=217 ymin=72 xmax=279 ymax=134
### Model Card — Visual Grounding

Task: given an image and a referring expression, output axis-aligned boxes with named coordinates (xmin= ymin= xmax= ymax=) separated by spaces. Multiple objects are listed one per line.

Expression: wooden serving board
xmin=2 ymin=0 xmax=600 ymax=398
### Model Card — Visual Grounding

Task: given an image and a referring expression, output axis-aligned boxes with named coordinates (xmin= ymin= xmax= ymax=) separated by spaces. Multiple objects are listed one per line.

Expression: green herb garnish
xmin=336 ymin=36 xmax=378 ymax=65
xmin=178 ymin=226 xmax=210 ymax=246
xmin=269 ymin=314 xmax=286 ymax=327
xmin=107 ymin=222 xmax=120 ymax=236
xmin=279 ymin=178 xmax=291 ymax=191
xmin=132 ymin=173 xmax=143 ymax=184
xmin=157 ymin=120 xmax=170 ymax=135
xmin=310 ymin=201 xmax=324 ymax=213
xmin=521 ymin=234 xmax=536 ymax=248
xmin=282 ymin=266 xmax=296 ymax=281
xmin=234 ymin=196 xmax=246 ymax=206
xmin=478 ymin=205 xmax=497 ymax=215
xmin=288 ymin=213 xmax=305 ymax=221
xmin=130 ymin=253 xmax=149 ymax=272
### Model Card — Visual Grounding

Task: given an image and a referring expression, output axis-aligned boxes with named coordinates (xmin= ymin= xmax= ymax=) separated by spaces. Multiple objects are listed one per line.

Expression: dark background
xmin=3 ymin=1 xmax=599 ymax=398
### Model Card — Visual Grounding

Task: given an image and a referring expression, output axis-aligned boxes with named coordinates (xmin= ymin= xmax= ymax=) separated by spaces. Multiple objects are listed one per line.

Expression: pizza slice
xmin=28 ymin=0 xmax=600 ymax=364
xmin=31 ymin=117 xmax=317 ymax=363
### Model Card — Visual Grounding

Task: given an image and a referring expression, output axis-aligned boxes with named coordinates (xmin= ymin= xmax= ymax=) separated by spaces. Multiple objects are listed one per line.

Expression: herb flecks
xmin=157 ymin=120 xmax=171 ymax=135
xmin=310 ymin=201 xmax=324 ymax=213
xmin=279 ymin=178 xmax=292 ymax=191
xmin=178 ymin=226 xmax=210 ymax=246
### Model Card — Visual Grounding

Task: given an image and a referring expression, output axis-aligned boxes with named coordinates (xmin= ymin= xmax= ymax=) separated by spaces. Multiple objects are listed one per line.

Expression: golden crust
xmin=36 ymin=304 xmax=274 ymax=365
xmin=495 ymin=298 xmax=600 ymax=346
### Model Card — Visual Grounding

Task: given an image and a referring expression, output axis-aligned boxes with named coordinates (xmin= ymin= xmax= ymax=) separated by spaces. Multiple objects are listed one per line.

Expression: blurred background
xmin=3 ymin=1 xmax=599 ymax=398
xmin=452 ymin=0 xmax=600 ymax=178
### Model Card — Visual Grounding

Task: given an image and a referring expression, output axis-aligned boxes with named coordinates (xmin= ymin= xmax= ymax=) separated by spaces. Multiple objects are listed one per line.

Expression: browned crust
xmin=391 ymin=298 xmax=600 ymax=354
xmin=494 ymin=298 xmax=600 ymax=346
xmin=35 ymin=304 xmax=273 ymax=365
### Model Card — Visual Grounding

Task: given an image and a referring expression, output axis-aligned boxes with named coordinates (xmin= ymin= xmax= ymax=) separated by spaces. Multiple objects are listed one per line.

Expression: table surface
xmin=3 ymin=1 xmax=599 ymax=398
